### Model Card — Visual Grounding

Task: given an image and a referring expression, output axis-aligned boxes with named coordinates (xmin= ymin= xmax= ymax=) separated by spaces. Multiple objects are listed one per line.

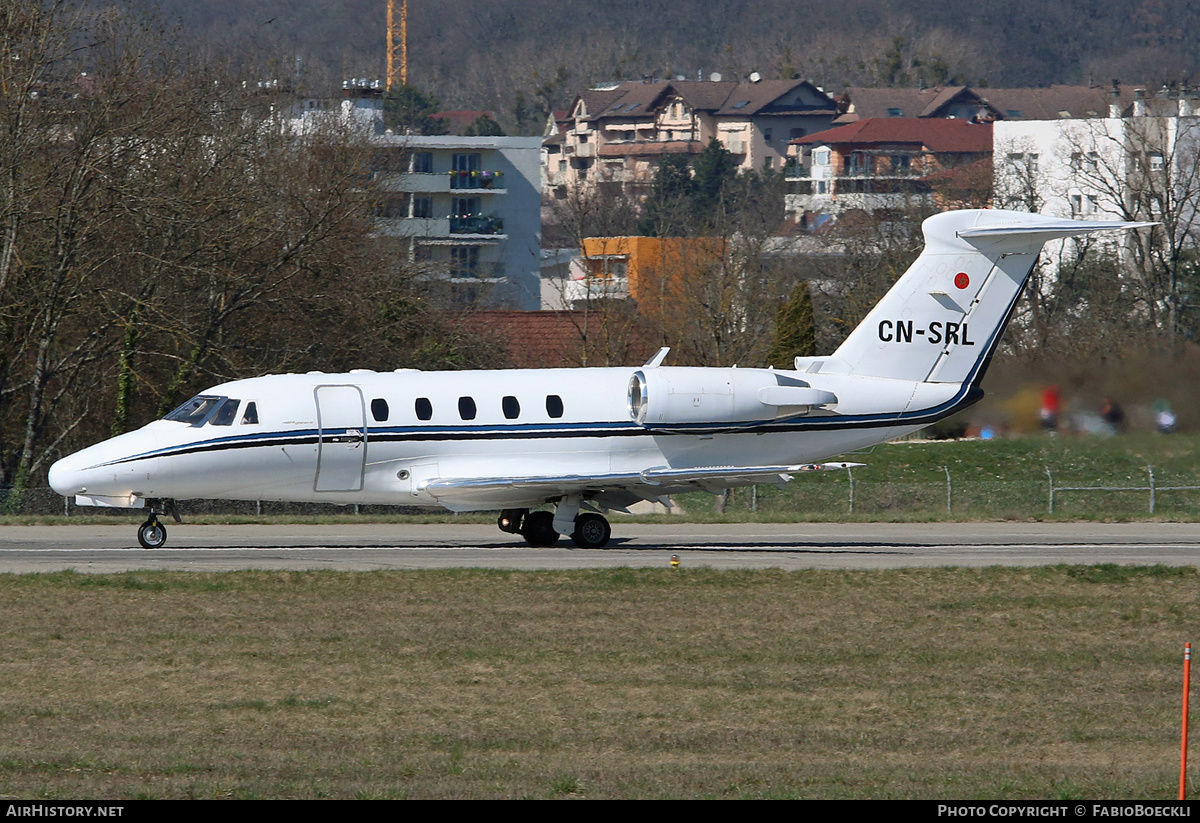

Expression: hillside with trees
xmin=137 ymin=0 xmax=1200 ymax=133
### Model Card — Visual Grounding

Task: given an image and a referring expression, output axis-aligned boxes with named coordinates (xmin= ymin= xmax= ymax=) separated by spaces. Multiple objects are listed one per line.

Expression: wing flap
xmin=423 ymin=462 xmax=864 ymax=498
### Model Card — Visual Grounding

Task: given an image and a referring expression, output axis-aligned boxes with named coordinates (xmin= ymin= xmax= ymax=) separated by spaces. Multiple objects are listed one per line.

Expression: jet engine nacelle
xmin=627 ymin=367 xmax=837 ymax=429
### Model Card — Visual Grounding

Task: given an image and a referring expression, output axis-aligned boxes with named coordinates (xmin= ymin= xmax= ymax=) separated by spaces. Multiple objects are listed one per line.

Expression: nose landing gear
xmin=137 ymin=499 xmax=180 ymax=549
xmin=137 ymin=517 xmax=167 ymax=549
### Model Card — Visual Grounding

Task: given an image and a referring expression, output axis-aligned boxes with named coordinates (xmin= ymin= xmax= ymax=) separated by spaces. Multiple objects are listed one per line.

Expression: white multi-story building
xmin=289 ymin=82 xmax=543 ymax=310
xmin=371 ymin=134 xmax=543 ymax=310
xmin=993 ymin=86 xmax=1200 ymax=267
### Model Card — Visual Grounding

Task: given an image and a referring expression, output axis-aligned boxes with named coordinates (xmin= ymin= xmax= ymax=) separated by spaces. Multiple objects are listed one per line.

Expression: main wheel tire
xmin=571 ymin=513 xmax=611 ymax=549
xmin=521 ymin=511 xmax=559 ymax=547
xmin=137 ymin=520 xmax=167 ymax=550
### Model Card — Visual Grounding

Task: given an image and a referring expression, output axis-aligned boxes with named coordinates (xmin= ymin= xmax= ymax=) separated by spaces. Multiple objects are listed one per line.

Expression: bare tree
xmin=1060 ymin=114 xmax=1200 ymax=349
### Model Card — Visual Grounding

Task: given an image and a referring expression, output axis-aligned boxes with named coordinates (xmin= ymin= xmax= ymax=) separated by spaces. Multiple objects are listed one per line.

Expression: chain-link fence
xmin=684 ymin=465 xmax=1200 ymax=519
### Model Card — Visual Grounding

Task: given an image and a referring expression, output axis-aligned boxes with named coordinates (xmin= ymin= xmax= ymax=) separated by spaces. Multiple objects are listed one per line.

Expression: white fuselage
xmin=48 ymin=365 xmax=944 ymax=512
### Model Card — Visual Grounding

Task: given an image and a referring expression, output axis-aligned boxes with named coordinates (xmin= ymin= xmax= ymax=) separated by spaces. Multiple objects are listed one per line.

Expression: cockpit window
xmin=209 ymin=398 xmax=241 ymax=426
xmin=164 ymin=395 xmax=224 ymax=426
xmin=241 ymin=401 xmax=259 ymax=425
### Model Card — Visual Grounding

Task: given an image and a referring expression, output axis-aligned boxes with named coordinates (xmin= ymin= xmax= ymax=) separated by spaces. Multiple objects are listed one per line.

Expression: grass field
xmin=0 ymin=566 xmax=1196 ymax=799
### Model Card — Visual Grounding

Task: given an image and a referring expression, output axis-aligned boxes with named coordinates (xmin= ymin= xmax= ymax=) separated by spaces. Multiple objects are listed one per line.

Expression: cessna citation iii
xmin=49 ymin=209 xmax=1149 ymax=549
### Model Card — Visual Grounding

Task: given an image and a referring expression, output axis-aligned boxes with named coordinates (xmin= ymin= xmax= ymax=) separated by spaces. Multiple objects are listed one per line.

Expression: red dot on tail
xmin=954 ymin=272 xmax=970 ymax=289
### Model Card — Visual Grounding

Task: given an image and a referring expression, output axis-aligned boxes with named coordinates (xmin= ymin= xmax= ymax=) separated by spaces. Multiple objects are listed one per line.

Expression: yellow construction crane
xmin=386 ymin=0 xmax=408 ymax=90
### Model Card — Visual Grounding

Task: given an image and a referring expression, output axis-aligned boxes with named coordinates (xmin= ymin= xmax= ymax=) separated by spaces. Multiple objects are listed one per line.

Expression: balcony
xmin=783 ymin=161 xmax=809 ymax=180
xmin=564 ymin=277 xmax=630 ymax=304
xmin=382 ymin=173 xmax=449 ymax=193
xmin=450 ymin=215 xmax=504 ymax=235
xmin=449 ymin=169 xmax=506 ymax=190
xmin=373 ymin=217 xmax=450 ymax=237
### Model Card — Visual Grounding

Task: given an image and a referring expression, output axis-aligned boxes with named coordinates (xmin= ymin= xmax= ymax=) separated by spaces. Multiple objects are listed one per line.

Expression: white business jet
xmin=48 ymin=209 xmax=1149 ymax=549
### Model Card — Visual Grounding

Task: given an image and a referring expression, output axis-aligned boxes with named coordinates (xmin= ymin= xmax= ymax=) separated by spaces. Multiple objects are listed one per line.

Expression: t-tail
xmin=819 ymin=209 xmax=1153 ymax=388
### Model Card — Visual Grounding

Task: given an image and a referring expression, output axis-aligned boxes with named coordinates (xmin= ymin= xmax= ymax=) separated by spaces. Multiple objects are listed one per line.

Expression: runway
xmin=0 ymin=521 xmax=1197 ymax=572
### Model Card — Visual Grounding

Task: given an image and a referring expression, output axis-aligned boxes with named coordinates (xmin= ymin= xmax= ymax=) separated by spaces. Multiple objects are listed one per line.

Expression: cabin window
xmin=163 ymin=395 xmax=223 ymax=426
xmin=209 ymin=398 xmax=240 ymax=426
xmin=502 ymin=396 xmax=520 ymax=419
xmin=371 ymin=398 xmax=389 ymax=422
xmin=458 ymin=397 xmax=477 ymax=420
xmin=546 ymin=394 xmax=564 ymax=418
xmin=241 ymin=401 xmax=259 ymax=425
xmin=415 ymin=397 xmax=433 ymax=421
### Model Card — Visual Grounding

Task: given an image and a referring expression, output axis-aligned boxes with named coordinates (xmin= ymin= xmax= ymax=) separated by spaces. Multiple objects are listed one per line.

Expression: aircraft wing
xmin=422 ymin=462 xmax=863 ymax=509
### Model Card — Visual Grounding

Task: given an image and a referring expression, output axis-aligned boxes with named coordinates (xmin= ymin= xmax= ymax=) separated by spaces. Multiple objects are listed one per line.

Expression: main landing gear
xmin=137 ymin=499 xmax=180 ymax=549
xmin=497 ymin=503 xmax=612 ymax=549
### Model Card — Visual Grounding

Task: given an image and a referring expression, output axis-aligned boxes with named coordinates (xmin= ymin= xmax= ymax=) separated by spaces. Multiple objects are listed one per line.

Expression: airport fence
xmin=7 ymin=463 xmax=1200 ymax=521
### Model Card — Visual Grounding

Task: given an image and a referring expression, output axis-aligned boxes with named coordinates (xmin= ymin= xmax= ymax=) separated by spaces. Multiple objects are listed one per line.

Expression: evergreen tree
xmin=383 ymin=84 xmax=449 ymax=135
xmin=691 ymin=138 xmax=738 ymax=221
xmin=638 ymin=153 xmax=694 ymax=237
xmin=463 ymin=113 xmax=505 ymax=136
xmin=767 ymin=281 xmax=816 ymax=367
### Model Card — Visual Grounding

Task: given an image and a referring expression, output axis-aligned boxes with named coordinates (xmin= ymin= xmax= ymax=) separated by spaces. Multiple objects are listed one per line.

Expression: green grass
xmin=678 ymin=432 xmax=1200 ymax=521
xmin=0 ymin=567 xmax=1195 ymax=798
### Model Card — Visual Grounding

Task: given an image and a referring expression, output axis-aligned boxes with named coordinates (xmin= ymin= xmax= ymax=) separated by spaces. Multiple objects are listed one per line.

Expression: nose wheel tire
xmin=521 ymin=511 xmax=559 ymax=547
xmin=571 ymin=513 xmax=611 ymax=549
xmin=137 ymin=519 xmax=167 ymax=550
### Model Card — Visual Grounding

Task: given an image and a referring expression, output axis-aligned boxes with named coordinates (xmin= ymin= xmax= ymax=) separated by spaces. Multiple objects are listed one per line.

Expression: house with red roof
xmin=786 ymin=117 xmax=992 ymax=223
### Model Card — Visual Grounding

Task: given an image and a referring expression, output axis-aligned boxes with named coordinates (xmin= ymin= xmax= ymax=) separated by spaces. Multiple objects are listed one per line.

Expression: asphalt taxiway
xmin=0 ymin=521 xmax=1196 ymax=572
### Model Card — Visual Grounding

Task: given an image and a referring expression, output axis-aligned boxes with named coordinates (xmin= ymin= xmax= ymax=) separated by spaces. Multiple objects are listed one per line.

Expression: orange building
xmin=578 ymin=236 xmax=726 ymax=309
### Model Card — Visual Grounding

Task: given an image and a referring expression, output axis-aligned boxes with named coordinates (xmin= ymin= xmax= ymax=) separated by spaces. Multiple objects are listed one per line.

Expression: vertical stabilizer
xmin=828 ymin=210 xmax=1152 ymax=384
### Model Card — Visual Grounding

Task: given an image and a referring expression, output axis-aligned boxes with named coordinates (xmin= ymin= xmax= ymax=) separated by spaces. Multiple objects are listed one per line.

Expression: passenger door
xmin=314 ymin=385 xmax=367 ymax=492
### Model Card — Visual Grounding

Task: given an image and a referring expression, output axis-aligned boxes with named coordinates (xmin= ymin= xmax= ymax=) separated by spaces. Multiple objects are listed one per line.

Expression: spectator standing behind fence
xmin=1041 ymin=385 xmax=1061 ymax=434
xmin=1155 ymin=399 xmax=1178 ymax=434
xmin=1099 ymin=398 xmax=1126 ymax=433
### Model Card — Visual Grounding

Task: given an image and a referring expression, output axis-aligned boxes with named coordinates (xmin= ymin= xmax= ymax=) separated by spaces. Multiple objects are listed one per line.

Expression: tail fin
xmin=825 ymin=210 xmax=1152 ymax=384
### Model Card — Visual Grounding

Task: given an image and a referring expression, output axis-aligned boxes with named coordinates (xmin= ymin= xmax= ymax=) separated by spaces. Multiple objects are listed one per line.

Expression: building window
xmin=1150 ymin=153 xmax=1165 ymax=171
xmin=415 ymin=398 xmax=433 ymax=420
xmin=763 ymin=128 xmax=773 ymax=142
xmin=374 ymin=194 xmax=410 ymax=219
xmin=502 ymin=396 xmax=520 ymax=419
xmin=458 ymin=396 xmax=477 ymax=420
xmin=451 ymin=246 xmax=480 ymax=277
xmin=452 ymin=153 xmax=481 ymax=173
xmin=412 ymin=152 xmax=433 ymax=173
xmin=452 ymin=197 xmax=481 ymax=218
xmin=412 ymin=197 xmax=433 ymax=219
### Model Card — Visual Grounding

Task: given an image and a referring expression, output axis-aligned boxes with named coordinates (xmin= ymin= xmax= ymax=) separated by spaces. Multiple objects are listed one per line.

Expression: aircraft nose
xmin=48 ymin=452 xmax=88 ymax=497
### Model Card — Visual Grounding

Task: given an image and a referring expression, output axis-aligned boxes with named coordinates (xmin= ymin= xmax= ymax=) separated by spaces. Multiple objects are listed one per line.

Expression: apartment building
xmin=786 ymin=118 xmax=992 ymax=222
xmin=548 ymin=77 xmax=838 ymax=197
xmin=372 ymin=134 xmax=543 ymax=310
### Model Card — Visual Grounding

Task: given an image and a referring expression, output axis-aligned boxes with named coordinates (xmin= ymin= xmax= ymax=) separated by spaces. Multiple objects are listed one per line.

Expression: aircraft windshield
xmin=163 ymin=395 xmax=225 ymax=425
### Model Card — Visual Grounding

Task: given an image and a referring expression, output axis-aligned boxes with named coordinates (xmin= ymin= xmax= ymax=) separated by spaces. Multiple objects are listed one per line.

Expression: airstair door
xmin=314 ymin=385 xmax=366 ymax=492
